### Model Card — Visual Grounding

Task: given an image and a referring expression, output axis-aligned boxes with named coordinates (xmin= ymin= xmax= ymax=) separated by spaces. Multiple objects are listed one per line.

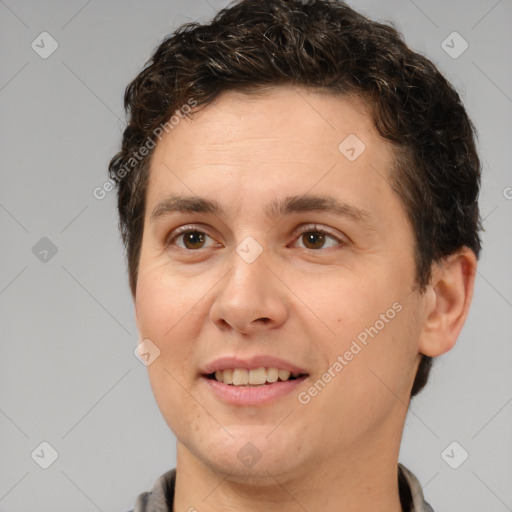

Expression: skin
xmin=134 ymin=86 xmax=477 ymax=512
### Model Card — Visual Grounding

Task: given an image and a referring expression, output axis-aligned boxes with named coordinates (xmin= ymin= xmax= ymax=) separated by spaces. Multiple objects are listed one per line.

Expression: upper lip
xmin=201 ymin=356 xmax=308 ymax=375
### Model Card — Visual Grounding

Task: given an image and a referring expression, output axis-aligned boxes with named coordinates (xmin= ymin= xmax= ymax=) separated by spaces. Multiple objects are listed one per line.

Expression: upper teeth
xmin=214 ymin=368 xmax=299 ymax=386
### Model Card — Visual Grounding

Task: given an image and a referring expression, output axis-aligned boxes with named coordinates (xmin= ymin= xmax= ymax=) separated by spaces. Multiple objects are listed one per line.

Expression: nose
xmin=209 ymin=248 xmax=288 ymax=335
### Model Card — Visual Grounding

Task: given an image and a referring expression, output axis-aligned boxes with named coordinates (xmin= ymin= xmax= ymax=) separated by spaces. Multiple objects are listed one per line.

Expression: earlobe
xmin=418 ymin=247 xmax=477 ymax=358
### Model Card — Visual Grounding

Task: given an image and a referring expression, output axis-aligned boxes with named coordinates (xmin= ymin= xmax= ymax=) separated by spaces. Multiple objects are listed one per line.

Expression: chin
xmin=201 ymin=450 xmax=303 ymax=485
xmin=184 ymin=424 xmax=309 ymax=483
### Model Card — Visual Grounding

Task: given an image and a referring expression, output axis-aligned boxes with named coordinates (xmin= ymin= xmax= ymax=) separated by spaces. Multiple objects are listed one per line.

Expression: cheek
xmin=136 ymin=265 xmax=201 ymax=336
xmin=308 ymin=276 xmax=418 ymax=402
xmin=134 ymin=271 xmax=207 ymax=382
xmin=297 ymin=269 xmax=401 ymax=343
xmin=135 ymin=273 xmax=206 ymax=433
xmin=335 ymin=300 xmax=420 ymax=409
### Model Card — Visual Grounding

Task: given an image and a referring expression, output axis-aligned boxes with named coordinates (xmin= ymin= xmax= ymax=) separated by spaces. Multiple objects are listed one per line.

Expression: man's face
xmin=135 ymin=86 xmax=427 ymax=480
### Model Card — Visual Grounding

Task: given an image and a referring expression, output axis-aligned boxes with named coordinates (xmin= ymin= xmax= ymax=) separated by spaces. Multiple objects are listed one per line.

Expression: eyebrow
xmin=150 ymin=193 xmax=373 ymax=225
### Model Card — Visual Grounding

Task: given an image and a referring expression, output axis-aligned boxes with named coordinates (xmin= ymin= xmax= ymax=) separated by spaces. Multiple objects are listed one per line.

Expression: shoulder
xmin=398 ymin=463 xmax=435 ymax=512
xmin=130 ymin=468 xmax=177 ymax=512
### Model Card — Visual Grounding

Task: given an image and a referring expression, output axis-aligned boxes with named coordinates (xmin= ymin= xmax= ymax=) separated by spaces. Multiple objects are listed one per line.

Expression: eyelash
xmin=166 ymin=224 xmax=346 ymax=251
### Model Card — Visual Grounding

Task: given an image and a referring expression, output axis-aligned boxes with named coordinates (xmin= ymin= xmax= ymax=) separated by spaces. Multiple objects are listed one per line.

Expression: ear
xmin=418 ymin=247 xmax=478 ymax=357
xmin=134 ymin=296 xmax=142 ymax=337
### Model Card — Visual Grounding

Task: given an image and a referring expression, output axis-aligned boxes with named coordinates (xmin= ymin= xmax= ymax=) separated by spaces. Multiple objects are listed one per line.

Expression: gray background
xmin=1 ymin=0 xmax=511 ymax=510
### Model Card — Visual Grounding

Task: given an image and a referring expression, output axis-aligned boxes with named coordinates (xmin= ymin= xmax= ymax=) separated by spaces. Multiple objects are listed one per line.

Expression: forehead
xmin=158 ymin=86 xmax=378 ymax=154
xmin=145 ymin=86 xmax=398 ymax=222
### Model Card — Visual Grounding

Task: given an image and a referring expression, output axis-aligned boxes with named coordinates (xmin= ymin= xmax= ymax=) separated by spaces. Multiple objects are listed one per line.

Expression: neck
xmin=173 ymin=421 xmax=405 ymax=512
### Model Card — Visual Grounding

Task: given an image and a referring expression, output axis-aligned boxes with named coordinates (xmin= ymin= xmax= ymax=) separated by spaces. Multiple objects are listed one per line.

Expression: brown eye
xmin=293 ymin=226 xmax=344 ymax=250
xmin=301 ymin=231 xmax=327 ymax=249
xmin=181 ymin=231 xmax=206 ymax=249
xmin=167 ymin=228 xmax=218 ymax=250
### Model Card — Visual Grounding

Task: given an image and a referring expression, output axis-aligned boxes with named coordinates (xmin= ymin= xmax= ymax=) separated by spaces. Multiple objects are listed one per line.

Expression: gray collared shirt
xmin=130 ymin=463 xmax=434 ymax=512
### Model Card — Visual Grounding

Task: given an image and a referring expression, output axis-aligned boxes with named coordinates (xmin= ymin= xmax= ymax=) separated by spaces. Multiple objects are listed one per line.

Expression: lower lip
xmin=201 ymin=375 xmax=308 ymax=405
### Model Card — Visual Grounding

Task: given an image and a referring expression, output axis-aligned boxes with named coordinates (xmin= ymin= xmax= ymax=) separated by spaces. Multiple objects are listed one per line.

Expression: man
xmin=109 ymin=1 xmax=481 ymax=510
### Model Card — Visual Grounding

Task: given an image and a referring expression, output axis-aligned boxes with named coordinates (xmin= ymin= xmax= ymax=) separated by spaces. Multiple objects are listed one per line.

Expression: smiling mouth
xmin=205 ymin=367 xmax=308 ymax=386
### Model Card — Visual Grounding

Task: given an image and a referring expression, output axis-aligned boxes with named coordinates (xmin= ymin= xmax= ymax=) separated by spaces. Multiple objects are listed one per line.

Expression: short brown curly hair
xmin=108 ymin=0 xmax=482 ymax=397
